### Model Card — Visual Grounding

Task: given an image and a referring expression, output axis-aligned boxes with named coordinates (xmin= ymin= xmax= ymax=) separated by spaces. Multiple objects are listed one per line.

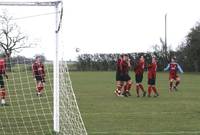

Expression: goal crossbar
xmin=0 ymin=1 xmax=61 ymax=7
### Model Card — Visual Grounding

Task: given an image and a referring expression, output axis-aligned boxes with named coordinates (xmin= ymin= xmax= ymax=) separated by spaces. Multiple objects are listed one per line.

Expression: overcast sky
xmin=0 ymin=0 xmax=200 ymax=60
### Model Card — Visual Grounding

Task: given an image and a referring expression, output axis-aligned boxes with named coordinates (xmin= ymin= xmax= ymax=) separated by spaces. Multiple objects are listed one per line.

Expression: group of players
xmin=115 ymin=54 xmax=183 ymax=97
xmin=0 ymin=55 xmax=45 ymax=106
xmin=0 ymin=53 xmax=184 ymax=105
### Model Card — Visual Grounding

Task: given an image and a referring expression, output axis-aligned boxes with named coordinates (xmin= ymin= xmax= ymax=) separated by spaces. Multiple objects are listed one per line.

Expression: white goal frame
xmin=0 ymin=1 xmax=62 ymax=133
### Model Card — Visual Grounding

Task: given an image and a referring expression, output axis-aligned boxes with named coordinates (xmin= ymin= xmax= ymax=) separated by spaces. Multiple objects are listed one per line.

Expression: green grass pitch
xmin=0 ymin=71 xmax=200 ymax=135
xmin=71 ymin=72 xmax=200 ymax=135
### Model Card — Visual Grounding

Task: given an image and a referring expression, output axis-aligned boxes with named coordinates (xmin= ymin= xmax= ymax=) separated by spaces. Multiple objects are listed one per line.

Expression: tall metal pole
xmin=165 ymin=14 xmax=167 ymax=51
xmin=164 ymin=13 xmax=168 ymax=62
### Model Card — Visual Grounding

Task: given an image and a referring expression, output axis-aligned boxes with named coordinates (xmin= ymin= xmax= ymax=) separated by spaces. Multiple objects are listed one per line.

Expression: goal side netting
xmin=0 ymin=1 xmax=87 ymax=135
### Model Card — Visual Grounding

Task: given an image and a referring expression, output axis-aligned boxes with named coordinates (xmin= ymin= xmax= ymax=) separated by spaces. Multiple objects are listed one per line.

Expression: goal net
xmin=0 ymin=1 xmax=87 ymax=135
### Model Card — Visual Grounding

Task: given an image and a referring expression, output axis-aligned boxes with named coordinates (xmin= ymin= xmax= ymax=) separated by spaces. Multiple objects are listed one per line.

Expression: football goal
xmin=0 ymin=1 xmax=87 ymax=135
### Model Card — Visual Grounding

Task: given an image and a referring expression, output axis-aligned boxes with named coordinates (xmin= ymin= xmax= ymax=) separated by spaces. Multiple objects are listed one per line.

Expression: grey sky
xmin=0 ymin=0 xmax=200 ymax=60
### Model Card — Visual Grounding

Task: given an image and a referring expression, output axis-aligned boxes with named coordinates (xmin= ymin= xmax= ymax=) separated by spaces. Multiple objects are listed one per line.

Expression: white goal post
xmin=0 ymin=1 xmax=87 ymax=135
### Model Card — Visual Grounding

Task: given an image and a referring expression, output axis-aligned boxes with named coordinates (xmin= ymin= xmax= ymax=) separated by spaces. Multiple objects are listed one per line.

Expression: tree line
xmin=76 ymin=21 xmax=200 ymax=72
xmin=75 ymin=52 xmax=170 ymax=71
xmin=176 ymin=22 xmax=200 ymax=72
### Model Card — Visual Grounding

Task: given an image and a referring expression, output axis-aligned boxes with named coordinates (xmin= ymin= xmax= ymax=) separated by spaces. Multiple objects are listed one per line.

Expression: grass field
xmin=0 ymin=70 xmax=200 ymax=135
xmin=71 ymin=72 xmax=200 ymax=135
xmin=0 ymin=67 xmax=54 ymax=135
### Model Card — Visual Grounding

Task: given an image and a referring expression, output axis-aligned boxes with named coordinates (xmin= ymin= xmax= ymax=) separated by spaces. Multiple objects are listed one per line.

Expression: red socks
xmin=37 ymin=86 xmax=44 ymax=93
xmin=148 ymin=86 xmax=152 ymax=96
xmin=152 ymin=87 xmax=158 ymax=94
xmin=148 ymin=86 xmax=158 ymax=96
xmin=136 ymin=84 xmax=145 ymax=97
xmin=125 ymin=83 xmax=132 ymax=92
xmin=136 ymin=85 xmax=139 ymax=96
xmin=0 ymin=89 xmax=6 ymax=99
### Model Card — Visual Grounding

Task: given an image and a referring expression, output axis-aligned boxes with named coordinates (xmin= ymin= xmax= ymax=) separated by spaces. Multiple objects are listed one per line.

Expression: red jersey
xmin=148 ymin=62 xmax=157 ymax=79
xmin=32 ymin=62 xmax=45 ymax=78
xmin=134 ymin=60 xmax=145 ymax=75
xmin=0 ymin=59 xmax=6 ymax=75
xmin=116 ymin=58 xmax=122 ymax=73
xmin=121 ymin=60 xmax=130 ymax=74
xmin=164 ymin=62 xmax=183 ymax=80
xmin=169 ymin=63 xmax=178 ymax=79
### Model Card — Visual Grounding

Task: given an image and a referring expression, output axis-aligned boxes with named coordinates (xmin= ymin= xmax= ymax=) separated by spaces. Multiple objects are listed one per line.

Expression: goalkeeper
xmin=0 ymin=54 xmax=8 ymax=106
xmin=164 ymin=57 xmax=184 ymax=92
xmin=32 ymin=56 xmax=45 ymax=96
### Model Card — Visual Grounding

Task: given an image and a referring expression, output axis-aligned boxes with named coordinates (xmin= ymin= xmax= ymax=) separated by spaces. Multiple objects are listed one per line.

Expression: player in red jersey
xmin=114 ymin=55 xmax=123 ymax=96
xmin=121 ymin=54 xmax=132 ymax=97
xmin=32 ymin=56 xmax=45 ymax=96
xmin=0 ymin=54 xmax=8 ymax=105
xmin=147 ymin=56 xmax=159 ymax=97
xmin=134 ymin=56 xmax=146 ymax=97
xmin=164 ymin=57 xmax=183 ymax=92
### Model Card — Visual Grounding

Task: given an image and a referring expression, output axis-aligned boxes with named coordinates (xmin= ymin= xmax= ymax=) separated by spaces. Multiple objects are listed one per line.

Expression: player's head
xmin=171 ymin=57 xmax=176 ymax=62
xmin=119 ymin=54 xmax=123 ymax=59
xmin=122 ymin=54 xmax=129 ymax=61
xmin=140 ymin=55 xmax=144 ymax=62
xmin=35 ymin=56 xmax=41 ymax=63
xmin=152 ymin=55 xmax=156 ymax=63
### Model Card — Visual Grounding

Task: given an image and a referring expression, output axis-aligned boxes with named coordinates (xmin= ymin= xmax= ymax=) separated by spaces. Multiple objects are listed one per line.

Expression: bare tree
xmin=0 ymin=10 xmax=30 ymax=71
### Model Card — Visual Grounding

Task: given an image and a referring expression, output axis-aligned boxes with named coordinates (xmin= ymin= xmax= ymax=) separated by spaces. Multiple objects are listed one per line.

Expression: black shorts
xmin=121 ymin=74 xmax=131 ymax=82
xmin=148 ymin=78 xmax=156 ymax=85
xmin=116 ymin=72 xmax=123 ymax=81
xmin=35 ymin=76 xmax=45 ymax=83
xmin=135 ymin=74 xmax=143 ymax=83
xmin=0 ymin=75 xmax=4 ymax=88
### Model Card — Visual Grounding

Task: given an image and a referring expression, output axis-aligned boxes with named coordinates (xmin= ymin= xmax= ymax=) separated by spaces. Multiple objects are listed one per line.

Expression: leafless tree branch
xmin=0 ymin=10 xmax=31 ymax=57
